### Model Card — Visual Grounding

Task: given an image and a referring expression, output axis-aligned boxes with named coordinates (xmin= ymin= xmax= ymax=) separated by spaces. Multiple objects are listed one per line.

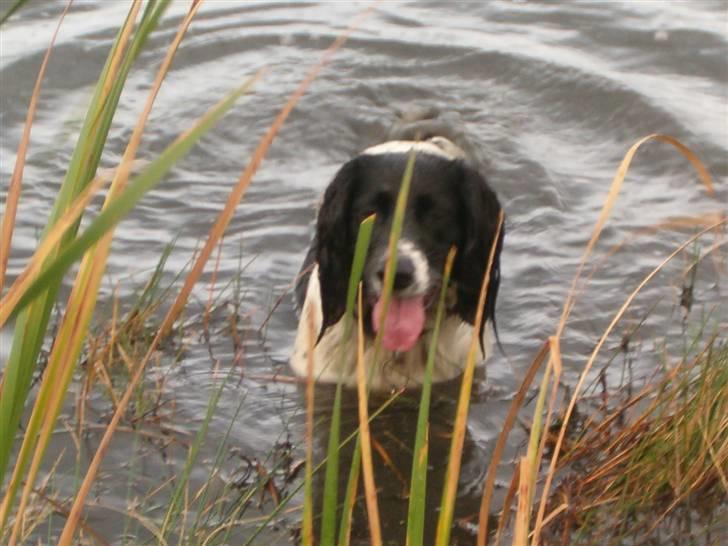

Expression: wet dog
xmin=291 ymin=126 xmax=503 ymax=390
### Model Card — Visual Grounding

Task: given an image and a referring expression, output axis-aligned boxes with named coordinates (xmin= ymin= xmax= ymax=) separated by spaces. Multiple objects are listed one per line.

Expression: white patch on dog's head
xmin=397 ymin=239 xmax=429 ymax=296
xmin=366 ymin=238 xmax=430 ymax=297
xmin=361 ymin=139 xmax=466 ymax=161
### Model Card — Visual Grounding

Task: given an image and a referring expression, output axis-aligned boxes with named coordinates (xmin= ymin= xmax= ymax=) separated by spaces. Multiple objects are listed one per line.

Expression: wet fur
xmin=291 ymin=140 xmax=504 ymax=390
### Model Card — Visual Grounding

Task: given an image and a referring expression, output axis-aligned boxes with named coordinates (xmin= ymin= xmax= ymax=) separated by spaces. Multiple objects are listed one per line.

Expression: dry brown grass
xmin=539 ymin=339 xmax=727 ymax=544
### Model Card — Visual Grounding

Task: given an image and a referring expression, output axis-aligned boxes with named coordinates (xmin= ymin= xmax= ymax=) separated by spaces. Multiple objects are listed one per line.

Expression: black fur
xmin=312 ymin=158 xmax=361 ymax=340
xmin=297 ymin=148 xmax=504 ymax=350
xmin=453 ymin=166 xmax=504 ymax=352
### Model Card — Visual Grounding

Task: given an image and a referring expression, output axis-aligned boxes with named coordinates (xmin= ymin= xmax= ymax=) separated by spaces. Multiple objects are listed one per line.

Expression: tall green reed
xmin=56 ymin=4 xmax=372 ymax=541
xmin=0 ymin=2 xmax=259 ymax=539
xmin=0 ymin=1 xmax=159 ymax=485
xmin=318 ymin=214 xmax=375 ymax=545
xmin=405 ymin=247 xmax=456 ymax=546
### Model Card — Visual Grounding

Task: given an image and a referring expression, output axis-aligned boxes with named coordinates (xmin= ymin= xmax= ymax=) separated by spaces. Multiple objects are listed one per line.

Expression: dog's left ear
xmin=454 ymin=162 xmax=505 ymax=345
xmin=315 ymin=158 xmax=360 ymax=342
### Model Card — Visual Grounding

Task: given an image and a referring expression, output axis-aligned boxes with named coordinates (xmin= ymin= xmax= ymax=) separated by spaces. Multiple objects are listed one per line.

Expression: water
xmin=1 ymin=1 xmax=726 ymax=543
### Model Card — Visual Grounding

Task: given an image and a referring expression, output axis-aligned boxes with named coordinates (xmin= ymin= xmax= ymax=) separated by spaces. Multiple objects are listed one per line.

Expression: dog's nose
xmin=377 ymin=256 xmax=415 ymax=291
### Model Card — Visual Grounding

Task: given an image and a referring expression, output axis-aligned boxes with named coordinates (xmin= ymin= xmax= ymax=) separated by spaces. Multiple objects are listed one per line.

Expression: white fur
xmin=362 ymin=138 xmax=466 ymax=161
xmin=291 ymin=264 xmax=493 ymax=390
xmin=398 ymin=239 xmax=429 ymax=296
xmin=367 ymin=239 xmax=430 ymax=297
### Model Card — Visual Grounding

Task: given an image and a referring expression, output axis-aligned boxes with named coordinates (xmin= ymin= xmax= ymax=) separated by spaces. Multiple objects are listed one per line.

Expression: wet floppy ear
xmin=454 ymin=162 xmax=504 ymax=347
xmin=315 ymin=158 xmax=360 ymax=340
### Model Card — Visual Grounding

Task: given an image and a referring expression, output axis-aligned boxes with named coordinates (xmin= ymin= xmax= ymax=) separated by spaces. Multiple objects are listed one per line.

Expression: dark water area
xmin=1 ymin=0 xmax=726 ymax=544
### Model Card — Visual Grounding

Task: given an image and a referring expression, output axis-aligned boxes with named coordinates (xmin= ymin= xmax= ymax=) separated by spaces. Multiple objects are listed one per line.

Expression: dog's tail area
xmin=385 ymin=105 xmax=481 ymax=165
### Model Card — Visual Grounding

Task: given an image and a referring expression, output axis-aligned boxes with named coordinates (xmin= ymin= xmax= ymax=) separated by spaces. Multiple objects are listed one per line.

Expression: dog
xmin=290 ymin=131 xmax=504 ymax=390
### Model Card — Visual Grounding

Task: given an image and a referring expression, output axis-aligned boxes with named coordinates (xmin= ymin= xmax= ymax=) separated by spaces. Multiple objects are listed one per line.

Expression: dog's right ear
xmin=315 ymin=157 xmax=360 ymax=341
xmin=453 ymin=162 xmax=504 ymax=354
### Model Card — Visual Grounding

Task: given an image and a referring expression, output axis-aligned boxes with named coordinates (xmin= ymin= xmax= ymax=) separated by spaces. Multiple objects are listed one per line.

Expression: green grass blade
xmin=2 ymin=1 xmax=182 ymax=524
xmin=319 ymin=384 xmax=343 ymax=544
xmin=435 ymin=212 xmax=504 ymax=546
xmin=0 ymin=0 xmax=72 ymax=294
xmin=320 ymin=214 xmax=375 ymax=545
xmin=345 ymin=215 xmax=377 ymax=318
xmin=0 ymin=1 xmax=162 ymax=487
xmin=303 ymin=349 xmax=315 ymax=546
xmin=338 ymin=438 xmax=362 ymax=546
xmin=131 ymin=237 xmax=177 ymax=316
xmin=336 ymin=150 xmax=416 ymax=545
xmin=0 ymin=0 xmax=29 ymax=27
xmin=405 ymin=247 xmax=457 ymax=546
xmin=244 ymin=392 xmax=402 ymax=546
xmin=7 ymin=75 xmax=259 ymax=319
xmin=337 ymin=151 xmax=416 ymax=545
xmin=370 ymin=149 xmax=416 ymax=367
xmin=159 ymin=365 xmax=236 ymax=538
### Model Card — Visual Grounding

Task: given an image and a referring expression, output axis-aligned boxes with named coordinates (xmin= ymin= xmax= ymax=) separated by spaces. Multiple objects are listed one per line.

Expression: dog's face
xmin=315 ymin=148 xmax=503 ymax=352
xmin=352 ymin=154 xmax=464 ymax=292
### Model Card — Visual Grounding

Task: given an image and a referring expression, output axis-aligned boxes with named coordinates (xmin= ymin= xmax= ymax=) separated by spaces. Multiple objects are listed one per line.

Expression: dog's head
xmin=315 ymin=142 xmax=503 ymax=352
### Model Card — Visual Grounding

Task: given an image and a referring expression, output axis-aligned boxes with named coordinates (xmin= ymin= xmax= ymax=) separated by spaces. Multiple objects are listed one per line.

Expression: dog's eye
xmin=415 ymin=195 xmax=434 ymax=220
xmin=371 ymin=192 xmax=391 ymax=217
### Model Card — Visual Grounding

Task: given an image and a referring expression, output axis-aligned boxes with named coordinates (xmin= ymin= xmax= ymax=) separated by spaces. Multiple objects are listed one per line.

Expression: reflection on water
xmin=1 ymin=0 xmax=726 ymax=543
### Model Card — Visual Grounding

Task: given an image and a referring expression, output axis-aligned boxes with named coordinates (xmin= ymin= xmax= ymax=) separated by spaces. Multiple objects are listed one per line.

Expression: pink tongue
xmin=372 ymin=295 xmax=426 ymax=352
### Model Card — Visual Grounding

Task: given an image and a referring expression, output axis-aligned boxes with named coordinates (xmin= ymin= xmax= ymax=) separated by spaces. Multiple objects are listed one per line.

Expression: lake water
xmin=1 ymin=0 xmax=726 ymax=544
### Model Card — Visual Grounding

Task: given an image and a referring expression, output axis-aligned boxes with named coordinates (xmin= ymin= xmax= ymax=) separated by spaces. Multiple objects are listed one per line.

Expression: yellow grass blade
xmin=512 ymin=338 xmax=561 ymax=546
xmin=477 ymin=340 xmax=549 ymax=546
xmin=528 ymin=135 xmax=718 ymax=545
xmin=435 ymin=210 xmax=504 ymax=546
xmin=531 ymin=503 xmax=568 ymax=536
xmin=156 ymin=7 xmax=375 ymax=343
xmin=0 ymin=0 xmax=72 ymax=293
xmin=356 ymin=284 xmax=383 ymax=546
xmin=493 ymin=462 xmax=520 ymax=546
xmin=579 ymin=212 xmax=727 ymax=304
xmin=526 ymin=338 xmax=563 ymax=516
xmin=302 ymin=310 xmax=316 ymax=545
xmin=513 ymin=456 xmax=530 ymax=546
xmin=494 ymin=461 xmax=521 ymax=546
xmin=0 ymin=171 xmax=114 ymax=326
xmin=0 ymin=0 xmax=174 ymax=497
xmin=0 ymin=1 xmax=145 ymax=533
xmin=5 ymin=259 xmax=101 ymax=544
xmin=557 ymin=134 xmax=714 ymax=340
xmin=530 ymin=218 xmax=726 ymax=545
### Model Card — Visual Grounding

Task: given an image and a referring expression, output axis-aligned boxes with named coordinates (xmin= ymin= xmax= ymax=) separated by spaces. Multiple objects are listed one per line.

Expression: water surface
xmin=1 ymin=1 xmax=726 ymax=543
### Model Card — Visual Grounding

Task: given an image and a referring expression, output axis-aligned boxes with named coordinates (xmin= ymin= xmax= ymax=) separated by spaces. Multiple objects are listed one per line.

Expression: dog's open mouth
xmin=372 ymin=294 xmax=427 ymax=352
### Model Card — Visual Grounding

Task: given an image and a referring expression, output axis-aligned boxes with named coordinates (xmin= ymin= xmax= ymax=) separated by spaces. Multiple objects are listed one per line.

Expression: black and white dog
xmin=291 ymin=133 xmax=504 ymax=390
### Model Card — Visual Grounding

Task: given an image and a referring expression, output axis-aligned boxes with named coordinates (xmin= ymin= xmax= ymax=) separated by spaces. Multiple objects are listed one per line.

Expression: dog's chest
xmin=290 ymin=265 xmax=492 ymax=390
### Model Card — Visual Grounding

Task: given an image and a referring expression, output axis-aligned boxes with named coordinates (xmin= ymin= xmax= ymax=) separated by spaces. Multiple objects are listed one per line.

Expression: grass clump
xmin=542 ymin=340 xmax=728 ymax=544
xmin=0 ymin=0 xmax=366 ymax=541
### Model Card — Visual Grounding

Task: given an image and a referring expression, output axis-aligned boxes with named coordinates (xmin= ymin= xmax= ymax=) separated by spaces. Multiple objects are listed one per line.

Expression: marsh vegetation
xmin=1 ymin=1 xmax=726 ymax=544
